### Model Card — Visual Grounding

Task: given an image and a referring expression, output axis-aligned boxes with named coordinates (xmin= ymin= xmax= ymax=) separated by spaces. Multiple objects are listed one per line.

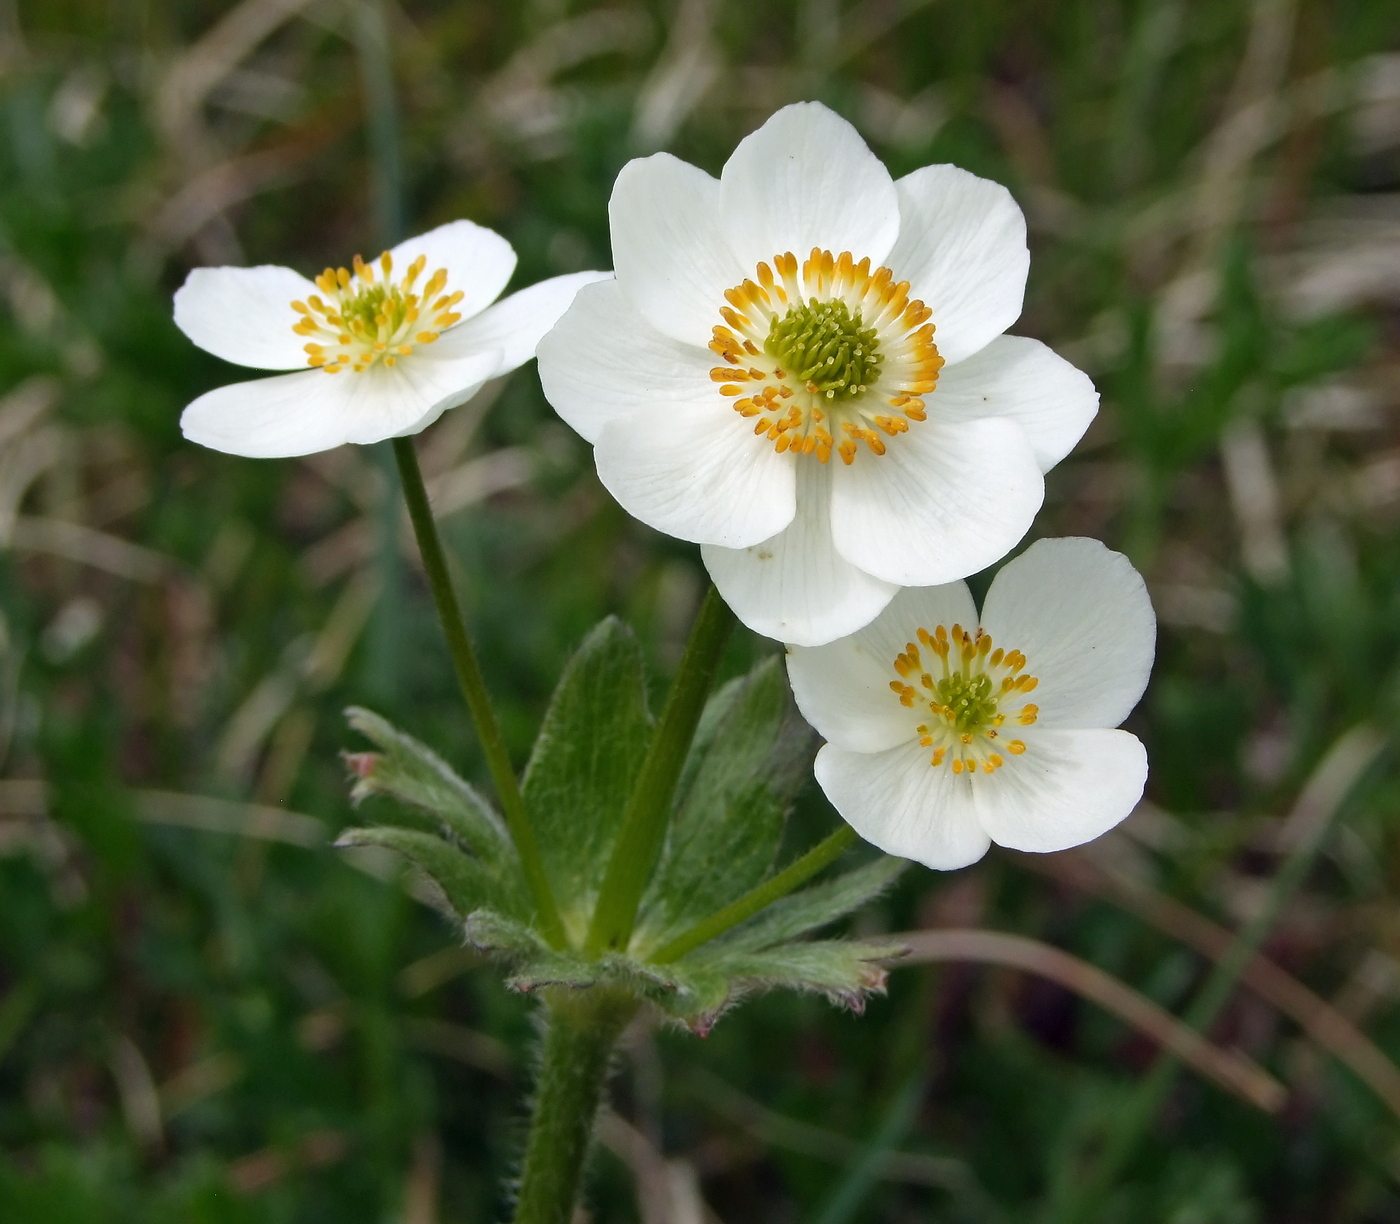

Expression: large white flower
xmin=539 ymin=102 xmax=1098 ymax=646
xmin=176 ymin=220 xmax=606 ymax=458
xmin=786 ymin=537 xmax=1155 ymax=871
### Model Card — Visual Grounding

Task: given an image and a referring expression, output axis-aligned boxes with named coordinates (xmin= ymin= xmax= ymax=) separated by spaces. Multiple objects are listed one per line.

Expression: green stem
xmin=391 ymin=437 xmax=566 ymax=948
xmin=513 ymin=989 xmax=636 ymax=1224
xmin=586 ymin=586 xmax=736 ymax=955
xmin=1048 ymin=725 xmax=1386 ymax=1224
xmin=652 ymin=825 xmax=858 ymax=963
xmin=349 ymin=0 xmax=404 ymax=248
xmin=349 ymin=0 xmax=406 ymax=705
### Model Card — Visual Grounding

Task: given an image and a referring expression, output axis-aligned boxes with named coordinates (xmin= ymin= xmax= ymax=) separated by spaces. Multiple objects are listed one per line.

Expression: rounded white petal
xmin=610 ymin=153 xmax=746 ymax=345
xmin=702 ymin=462 xmax=897 ymax=646
xmin=786 ymin=581 xmax=977 ymax=753
xmin=830 ymin=416 xmax=1043 ymax=587
xmin=719 ymin=102 xmax=900 ymax=274
xmin=977 ymin=537 xmax=1156 ymax=728
xmin=387 ymin=220 xmax=517 ymax=323
xmin=593 ymin=402 xmax=795 ymax=548
xmin=173 ymin=265 xmax=318 ymax=370
xmin=972 ymin=728 xmax=1148 ymax=853
xmin=886 ymin=165 xmax=1029 ymax=366
xmin=180 ymin=350 xmax=501 ymax=458
xmin=433 ymin=270 xmax=610 ymax=370
xmin=370 ymin=348 xmax=505 ymax=441
xmin=538 ymin=279 xmax=721 ymax=444
xmin=931 ymin=335 xmax=1098 ymax=473
xmin=814 ymin=742 xmax=992 ymax=870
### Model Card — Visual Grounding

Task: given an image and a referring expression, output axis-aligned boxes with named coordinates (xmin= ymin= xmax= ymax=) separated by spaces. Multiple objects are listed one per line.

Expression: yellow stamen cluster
xmin=710 ymin=248 xmax=944 ymax=464
xmin=887 ymin=624 xmax=1039 ymax=775
xmin=291 ymin=251 xmax=464 ymax=374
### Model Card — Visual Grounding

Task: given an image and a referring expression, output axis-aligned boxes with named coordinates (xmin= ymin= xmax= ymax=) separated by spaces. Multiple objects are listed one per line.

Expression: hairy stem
xmin=585 ymin=586 xmax=736 ymax=955
xmin=652 ymin=825 xmax=860 ymax=963
xmin=392 ymin=437 xmax=566 ymax=948
xmin=514 ymin=990 xmax=636 ymax=1224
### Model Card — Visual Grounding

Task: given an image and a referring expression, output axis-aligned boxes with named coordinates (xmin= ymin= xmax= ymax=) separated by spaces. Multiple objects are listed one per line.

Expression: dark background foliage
xmin=1 ymin=0 xmax=1400 ymax=1219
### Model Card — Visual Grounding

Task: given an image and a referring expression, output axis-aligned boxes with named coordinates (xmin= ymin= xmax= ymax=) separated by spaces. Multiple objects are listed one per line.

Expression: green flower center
xmin=765 ymin=299 xmax=883 ymax=401
xmin=888 ymin=624 xmax=1042 ymax=776
xmin=291 ymin=251 xmax=465 ymax=374
xmin=934 ymin=671 xmax=998 ymax=735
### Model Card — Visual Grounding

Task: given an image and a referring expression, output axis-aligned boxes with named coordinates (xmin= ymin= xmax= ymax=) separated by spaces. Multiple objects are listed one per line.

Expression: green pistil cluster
xmin=765 ymin=299 xmax=882 ymax=400
xmin=936 ymin=671 xmax=998 ymax=734
xmin=343 ymin=283 xmax=405 ymax=333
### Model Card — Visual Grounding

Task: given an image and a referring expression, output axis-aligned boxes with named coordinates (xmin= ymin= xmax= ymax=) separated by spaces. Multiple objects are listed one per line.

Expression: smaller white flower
xmin=786 ymin=537 xmax=1156 ymax=871
xmin=175 ymin=219 xmax=606 ymax=458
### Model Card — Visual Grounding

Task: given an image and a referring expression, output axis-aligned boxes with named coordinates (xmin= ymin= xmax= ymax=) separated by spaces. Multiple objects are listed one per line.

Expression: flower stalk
xmin=652 ymin=824 xmax=858 ymax=963
xmin=513 ymin=988 xmax=638 ymax=1224
xmin=392 ymin=436 xmax=567 ymax=948
xmin=586 ymin=586 xmax=736 ymax=954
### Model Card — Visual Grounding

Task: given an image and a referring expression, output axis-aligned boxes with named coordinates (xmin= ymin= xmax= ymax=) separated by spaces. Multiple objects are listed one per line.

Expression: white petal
xmin=433 ymin=270 xmax=610 ymax=370
xmin=387 ymin=220 xmax=517 ymax=323
xmin=931 ymin=335 xmax=1098 ymax=473
xmin=610 ymin=153 xmax=746 ymax=345
xmin=814 ymin=742 xmax=991 ymax=870
xmin=173 ymin=265 xmax=318 ymax=370
xmin=719 ymin=102 xmax=900 ymax=274
xmin=538 ymin=279 xmax=720 ymax=444
xmin=786 ymin=581 xmax=977 ymax=753
xmin=372 ymin=349 xmax=505 ymax=440
xmin=977 ymin=537 xmax=1156 ymax=728
xmin=702 ymin=462 xmax=897 ymax=646
xmin=180 ymin=350 xmax=501 ymax=458
xmin=886 ymin=165 xmax=1029 ymax=366
xmin=594 ymin=402 xmax=796 ymax=548
xmin=972 ymin=728 xmax=1147 ymax=853
xmin=830 ymin=417 xmax=1043 ymax=587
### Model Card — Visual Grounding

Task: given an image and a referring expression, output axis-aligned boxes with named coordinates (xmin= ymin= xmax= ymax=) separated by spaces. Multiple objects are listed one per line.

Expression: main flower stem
xmin=585 ymin=586 xmax=736 ymax=956
xmin=651 ymin=824 xmax=859 ymax=963
xmin=514 ymin=989 xmax=637 ymax=1224
xmin=391 ymin=436 xmax=566 ymax=948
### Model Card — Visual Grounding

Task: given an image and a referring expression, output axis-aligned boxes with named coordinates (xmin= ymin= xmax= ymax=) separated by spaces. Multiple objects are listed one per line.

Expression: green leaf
xmin=464 ymin=909 xmax=550 ymax=958
xmin=522 ymin=617 xmax=653 ymax=941
xmin=636 ymin=656 xmax=815 ymax=946
xmin=686 ymin=939 xmax=900 ymax=1012
xmin=344 ymin=707 xmax=513 ymax=867
xmin=335 ymin=827 xmax=528 ymax=921
xmin=717 ymin=856 xmax=908 ymax=952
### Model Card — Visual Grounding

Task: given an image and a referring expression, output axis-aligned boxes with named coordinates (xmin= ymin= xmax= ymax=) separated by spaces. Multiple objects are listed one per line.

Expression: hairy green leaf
xmin=718 ymin=856 xmax=908 ymax=952
xmin=687 ymin=939 xmax=900 ymax=1012
xmin=344 ymin=707 xmax=513 ymax=867
xmin=636 ymin=656 xmax=816 ymax=947
xmin=522 ymin=617 xmax=653 ymax=940
xmin=336 ymin=827 xmax=528 ymax=921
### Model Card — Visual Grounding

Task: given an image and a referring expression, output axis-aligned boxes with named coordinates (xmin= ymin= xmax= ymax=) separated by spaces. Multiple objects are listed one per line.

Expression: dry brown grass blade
xmin=9 ymin=516 xmax=170 ymax=582
xmin=597 ymin=1111 xmax=718 ymax=1224
xmin=895 ymin=929 xmax=1287 ymax=1113
xmin=401 ymin=1018 xmax=514 ymax=1080
xmin=0 ymin=779 xmax=326 ymax=846
xmin=156 ymin=0 xmax=318 ymax=153
xmin=1028 ymin=846 xmax=1400 ymax=1121
xmin=688 ymin=1068 xmax=974 ymax=1191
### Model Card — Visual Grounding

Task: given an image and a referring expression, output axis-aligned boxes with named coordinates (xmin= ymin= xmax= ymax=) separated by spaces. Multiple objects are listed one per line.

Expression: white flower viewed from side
xmin=786 ymin=538 xmax=1156 ymax=870
xmin=176 ymin=220 xmax=605 ymax=458
xmin=539 ymin=101 xmax=1099 ymax=646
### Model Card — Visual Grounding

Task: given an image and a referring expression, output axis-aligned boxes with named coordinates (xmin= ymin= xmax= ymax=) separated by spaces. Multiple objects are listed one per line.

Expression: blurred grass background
xmin=1 ymin=0 xmax=1400 ymax=1219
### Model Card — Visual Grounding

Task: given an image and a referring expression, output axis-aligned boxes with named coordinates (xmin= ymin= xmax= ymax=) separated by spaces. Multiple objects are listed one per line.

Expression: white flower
xmin=785 ymin=538 xmax=1155 ymax=871
xmin=175 ymin=220 xmax=606 ymax=458
xmin=538 ymin=102 xmax=1098 ymax=646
